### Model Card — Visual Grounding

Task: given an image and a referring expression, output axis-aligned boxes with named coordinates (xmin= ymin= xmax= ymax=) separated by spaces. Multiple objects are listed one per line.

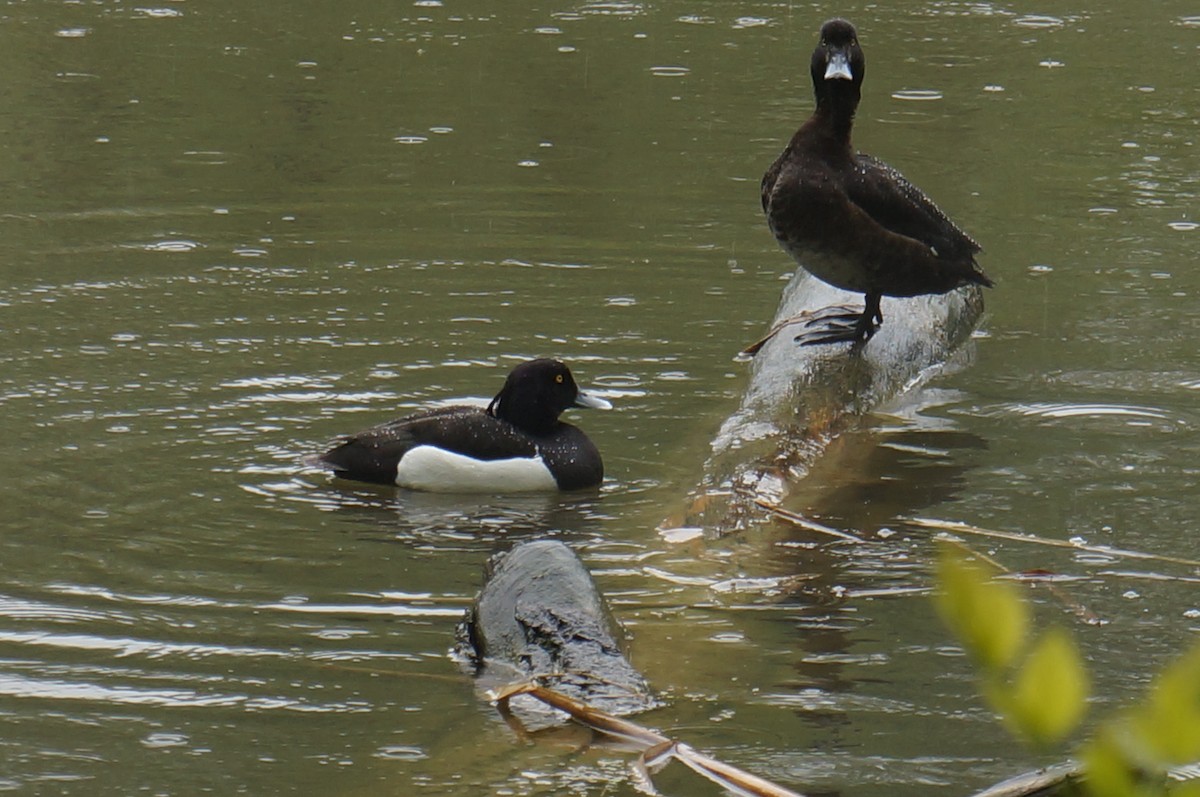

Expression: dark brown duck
xmin=761 ymin=18 xmax=993 ymax=346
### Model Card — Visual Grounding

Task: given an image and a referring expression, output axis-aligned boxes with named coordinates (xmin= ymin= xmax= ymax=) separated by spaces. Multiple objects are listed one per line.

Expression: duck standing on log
xmin=761 ymin=18 xmax=993 ymax=347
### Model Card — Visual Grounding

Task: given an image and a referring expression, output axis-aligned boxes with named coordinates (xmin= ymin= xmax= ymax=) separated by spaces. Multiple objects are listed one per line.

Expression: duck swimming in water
xmin=760 ymin=18 xmax=993 ymax=347
xmin=315 ymin=359 xmax=609 ymax=492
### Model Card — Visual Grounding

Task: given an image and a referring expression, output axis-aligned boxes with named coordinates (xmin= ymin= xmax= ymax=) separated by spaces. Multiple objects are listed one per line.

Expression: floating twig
xmin=910 ymin=517 xmax=1200 ymax=569
xmin=737 ymin=313 xmax=820 ymax=359
xmin=937 ymin=536 xmax=1105 ymax=626
xmin=664 ymin=741 xmax=807 ymax=797
xmin=491 ymin=682 xmax=806 ymax=797
xmin=754 ymin=499 xmax=865 ymax=543
xmin=492 ymin=681 xmax=668 ymax=748
xmin=1097 ymin=570 xmax=1200 ymax=585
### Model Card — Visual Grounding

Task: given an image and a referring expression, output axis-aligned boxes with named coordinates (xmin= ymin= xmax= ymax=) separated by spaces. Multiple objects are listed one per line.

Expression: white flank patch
xmin=394 ymin=446 xmax=558 ymax=493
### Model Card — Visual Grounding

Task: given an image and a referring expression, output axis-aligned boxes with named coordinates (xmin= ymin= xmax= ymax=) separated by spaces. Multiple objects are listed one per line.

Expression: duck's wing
xmin=762 ymin=149 xmax=944 ymax=289
xmin=848 ymin=153 xmax=982 ymax=263
xmin=316 ymin=407 xmax=538 ymax=484
xmin=762 ymin=150 xmax=786 ymax=214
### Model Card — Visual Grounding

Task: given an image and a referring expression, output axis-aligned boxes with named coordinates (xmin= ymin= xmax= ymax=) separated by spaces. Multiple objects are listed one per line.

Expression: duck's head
xmin=811 ymin=18 xmax=865 ymax=110
xmin=487 ymin=358 xmax=611 ymax=434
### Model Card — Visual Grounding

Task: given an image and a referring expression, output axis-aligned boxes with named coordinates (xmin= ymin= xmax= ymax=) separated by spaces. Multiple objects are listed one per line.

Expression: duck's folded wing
xmin=766 ymin=165 xmax=941 ymax=268
xmin=317 ymin=407 xmax=539 ymax=484
xmin=849 ymin=153 xmax=981 ymax=262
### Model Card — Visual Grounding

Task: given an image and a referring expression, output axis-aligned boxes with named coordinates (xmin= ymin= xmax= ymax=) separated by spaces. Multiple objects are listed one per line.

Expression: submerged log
xmin=672 ymin=271 xmax=985 ymax=534
xmin=966 ymin=764 xmax=1084 ymax=797
xmin=456 ymin=540 xmax=656 ymax=727
xmin=460 ymin=541 xmax=805 ymax=796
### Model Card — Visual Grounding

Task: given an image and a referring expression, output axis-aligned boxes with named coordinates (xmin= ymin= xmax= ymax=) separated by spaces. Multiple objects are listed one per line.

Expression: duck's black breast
xmin=530 ymin=422 xmax=604 ymax=491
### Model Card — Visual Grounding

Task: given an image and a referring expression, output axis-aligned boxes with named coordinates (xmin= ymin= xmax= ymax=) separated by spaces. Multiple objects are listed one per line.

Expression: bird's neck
xmin=813 ymin=84 xmax=859 ymax=145
xmin=795 ymin=106 xmax=856 ymax=161
xmin=491 ymin=396 xmax=559 ymax=436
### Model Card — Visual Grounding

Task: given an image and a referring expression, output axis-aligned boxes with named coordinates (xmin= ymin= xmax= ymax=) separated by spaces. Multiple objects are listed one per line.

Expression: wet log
xmin=672 ymin=271 xmax=985 ymax=534
xmin=965 ymin=763 xmax=1084 ymax=797
xmin=966 ymin=761 xmax=1200 ymax=797
xmin=456 ymin=540 xmax=656 ymax=727
xmin=460 ymin=542 xmax=804 ymax=796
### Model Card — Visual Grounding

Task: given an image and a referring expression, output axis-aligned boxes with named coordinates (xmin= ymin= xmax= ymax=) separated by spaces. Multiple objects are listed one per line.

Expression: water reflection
xmin=296 ymin=479 xmax=612 ymax=551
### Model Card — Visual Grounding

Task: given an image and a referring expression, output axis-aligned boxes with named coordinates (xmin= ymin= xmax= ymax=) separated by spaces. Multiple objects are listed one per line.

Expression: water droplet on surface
xmin=136 ymin=8 xmax=184 ymax=18
xmin=375 ymin=745 xmax=427 ymax=761
xmin=144 ymin=240 xmax=201 ymax=253
xmin=891 ymin=89 xmax=943 ymax=102
xmin=1014 ymin=15 xmax=1064 ymax=28
xmin=143 ymin=732 xmax=189 ymax=749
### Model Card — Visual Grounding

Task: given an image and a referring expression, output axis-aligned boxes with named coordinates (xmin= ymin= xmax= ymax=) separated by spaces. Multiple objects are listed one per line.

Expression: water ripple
xmin=1013 ymin=14 xmax=1065 ymax=28
xmin=48 ymin=584 xmax=232 ymax=609
xmin=134 ymin=239 xmax=202 ymax=253
xmin=1006 ymin=402 xmax=1172 ymax=422
xmin=0 ymin=672 xmax=369 ymax=712
xmin=0 ymin=595 xmax=132 ymax=625
xmin=0 ymin=630 xmax=287 ymax=661
xmin=582 ymin=1 xmax=642 ymax=15
xmin=218 ymin=374 xmax=337 ymax=391
xmin=891 ymin=89 xmax=944 ymax=102
xmin=757 ymin=688 xmax=914 ymax=715
xmin=134 ymin=8 xmax=184 ymax=19
xmin=259 ymin=601 xmax=464 ymax=618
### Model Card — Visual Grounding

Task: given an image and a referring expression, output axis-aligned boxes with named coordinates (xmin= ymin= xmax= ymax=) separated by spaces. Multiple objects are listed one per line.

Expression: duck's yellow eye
xmin=555 ymin=374 xmax=564 ymax=384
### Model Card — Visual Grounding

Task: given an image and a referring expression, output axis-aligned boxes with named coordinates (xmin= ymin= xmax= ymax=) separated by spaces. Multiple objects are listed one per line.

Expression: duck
xmin=760 ymin=17 xmax=993 ymax=347
xmin=314 ymin=358 xmax=610 ymax=492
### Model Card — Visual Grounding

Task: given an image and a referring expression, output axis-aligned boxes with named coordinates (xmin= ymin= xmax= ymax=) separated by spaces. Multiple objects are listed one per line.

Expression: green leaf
xmin=1170 ymin=783 xmax=1200 ymax=797
xmin=1132 ymin=643 xmax=1200 ymax=764
xmin=1081 ymin=647 xmax=1200 ymax=797
xmin=1081 ymin=727 xmax=1139 ymax=797
xmin=1007 ymin=627 xmax=1090 ymax=747
xmin=935 ymin=545 xmax=1029 ymax=672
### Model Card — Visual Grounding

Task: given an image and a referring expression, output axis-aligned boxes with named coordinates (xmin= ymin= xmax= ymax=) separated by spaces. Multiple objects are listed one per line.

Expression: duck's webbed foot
xmin=793 ymin=295 xmax=882 ymax=347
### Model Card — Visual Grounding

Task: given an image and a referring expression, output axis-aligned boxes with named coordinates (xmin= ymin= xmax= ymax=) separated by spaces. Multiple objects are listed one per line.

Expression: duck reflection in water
xmin=761 ymin=18 xmax=993 ymax=347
